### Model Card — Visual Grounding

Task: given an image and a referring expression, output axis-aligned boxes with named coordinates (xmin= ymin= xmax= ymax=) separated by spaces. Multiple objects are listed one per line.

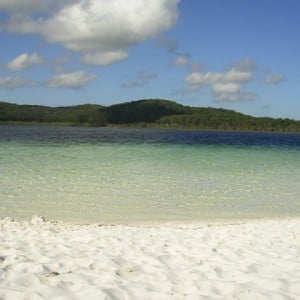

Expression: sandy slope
xmin=1 ymin=216 xmax=300 ymax=300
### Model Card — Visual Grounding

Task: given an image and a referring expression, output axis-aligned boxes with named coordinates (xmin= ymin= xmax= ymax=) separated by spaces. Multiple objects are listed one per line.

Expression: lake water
xmin=1 ymin=125 xmax=300 ymax=223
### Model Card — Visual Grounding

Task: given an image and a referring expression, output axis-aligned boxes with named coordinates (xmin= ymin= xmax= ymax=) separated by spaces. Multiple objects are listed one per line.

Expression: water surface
xmin=1 ymin=126 xmax=300 ymax=223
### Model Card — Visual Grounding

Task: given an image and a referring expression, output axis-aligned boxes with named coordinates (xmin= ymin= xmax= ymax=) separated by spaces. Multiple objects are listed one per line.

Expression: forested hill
xmin=1 ymin=99 xmax=300 ymax=133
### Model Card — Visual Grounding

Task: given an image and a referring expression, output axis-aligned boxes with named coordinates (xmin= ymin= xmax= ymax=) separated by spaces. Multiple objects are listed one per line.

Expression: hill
xmin=0 ymin=99 xmax=300 ymax=133
xmin=0 ymin=102 xmax=103 ymax=125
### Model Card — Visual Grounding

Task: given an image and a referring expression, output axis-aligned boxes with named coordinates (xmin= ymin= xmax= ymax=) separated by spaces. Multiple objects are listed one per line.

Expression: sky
xmin=0 ymin=0 xmax=299 ymax=120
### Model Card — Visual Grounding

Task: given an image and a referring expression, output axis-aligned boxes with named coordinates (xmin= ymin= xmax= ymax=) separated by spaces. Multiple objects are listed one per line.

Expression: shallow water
xmin=1 ymin=126 xmax=300 ymax=223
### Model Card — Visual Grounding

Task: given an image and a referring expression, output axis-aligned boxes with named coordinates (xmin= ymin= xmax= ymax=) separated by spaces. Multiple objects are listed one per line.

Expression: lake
xmin=1 ymin=125 xmax=300 ymax=223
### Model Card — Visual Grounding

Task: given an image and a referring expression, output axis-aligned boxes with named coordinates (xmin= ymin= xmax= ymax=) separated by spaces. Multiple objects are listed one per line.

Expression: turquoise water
xmin=1 ymin=126 xmax=300 ymax=223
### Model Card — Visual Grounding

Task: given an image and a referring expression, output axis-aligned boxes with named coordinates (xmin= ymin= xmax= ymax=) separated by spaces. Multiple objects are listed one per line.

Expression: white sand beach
xmin=1 ymin=216 xmax=300 ymax=300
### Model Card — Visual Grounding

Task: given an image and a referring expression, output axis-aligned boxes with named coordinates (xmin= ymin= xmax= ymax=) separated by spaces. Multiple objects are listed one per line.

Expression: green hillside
xmin=0 ymin=102 xmax=103 ymax=125
xmin=1 ymin=99 xmax=300 ymax=133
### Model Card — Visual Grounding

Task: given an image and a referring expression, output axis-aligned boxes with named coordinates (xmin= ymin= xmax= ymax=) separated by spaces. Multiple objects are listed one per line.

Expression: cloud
xmin=45 ymin=71 xmax=97 ymax=89
xmin=185 ymin=69 xmax=253 ymax=86
xmin=7 ymin=52 xmax=43 ymax=71
xmin=263 ymin=75 xmax=285 ymax=84
xmin=0 ymin=0 xmax=44 ymax=12
xmin=5 ymin=0 xmax=180 ymax=65
xmin=82 ymin=51 xmax=128 ymax=66
xmin=185 ymin=58 xmax=256 ymax=102
xmin=228 ymin=57 xmax=257 ymax=73
xmin=121 ymin=70 xmax=156 ymax=89
xmin=0 ymin=76 xmax=34 ymax=89
xmin=173 ymin=55 xmax=189 ymax=66
xmin=5 ymin=14 xmax=43 ymax=34
xmin=211 ymin=82 xmax=241 ymax=94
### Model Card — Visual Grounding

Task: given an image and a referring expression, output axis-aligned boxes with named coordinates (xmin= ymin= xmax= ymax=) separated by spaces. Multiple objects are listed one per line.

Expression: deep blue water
xmin=1 ymin=125 xmax=300 ymax=148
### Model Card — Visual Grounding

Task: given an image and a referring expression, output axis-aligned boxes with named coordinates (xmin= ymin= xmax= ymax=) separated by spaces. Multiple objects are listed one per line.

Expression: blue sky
xmin=0 ymin=0 xmax=299 ymax=119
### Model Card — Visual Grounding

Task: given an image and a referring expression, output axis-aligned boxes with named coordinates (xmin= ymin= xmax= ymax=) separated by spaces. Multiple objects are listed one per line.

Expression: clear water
xmin=1 ymin=126 xmax=300 ymax=223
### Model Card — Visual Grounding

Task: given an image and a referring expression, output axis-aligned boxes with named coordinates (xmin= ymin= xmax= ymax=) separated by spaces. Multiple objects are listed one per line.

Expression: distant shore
xmin=1 ymin=121 xmax=300 ymax=135
xmin=1 ymin=99 xmax=300 ymax=133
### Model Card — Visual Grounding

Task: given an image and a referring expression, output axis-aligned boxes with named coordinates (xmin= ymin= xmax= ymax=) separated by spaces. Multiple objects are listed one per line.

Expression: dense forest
xmin=1 ymin=99 xmax=300 ymax=133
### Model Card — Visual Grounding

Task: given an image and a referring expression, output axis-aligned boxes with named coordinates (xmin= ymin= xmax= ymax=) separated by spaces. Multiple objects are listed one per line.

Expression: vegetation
xmin=1 ymin=99 xmax=300 ymax=133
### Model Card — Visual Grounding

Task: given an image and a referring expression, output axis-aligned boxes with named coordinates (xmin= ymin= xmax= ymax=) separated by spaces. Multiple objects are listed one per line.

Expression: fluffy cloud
xmin=5 ymin=0 xmax=180 ymax=65
xmin=263 ymin=75 xmax=285 ymax=84
xmin=0 ymin=76 xmax=34 ymax=89
xmin=184 ymin=58 xmax=285 ymax=102
xmin=45 ymin=71 xmax=97 ymax=89
xmin=211 ymin=82 xmax=241 ymax=94
xmin=185 ymin=59 xmax=256 ymax=102
xmin=7 ymin=52 xmax=43 ymax=71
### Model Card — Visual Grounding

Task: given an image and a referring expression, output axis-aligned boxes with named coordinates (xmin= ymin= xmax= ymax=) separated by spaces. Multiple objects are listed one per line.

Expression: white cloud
xmin=0 ymin=0 xmax=44 ymax=12
xmin=222 ymin=69 xmax=253 ymax=82
xmin=263 ymin=75 xmax=285 ymax=84
xmin=185 ymin=58 xmax=256 ymax=102
xmin=212 ymin=82 xmax=241 ymax=94
xmin=0 ymin=76 xmax=33 ymax=89
xmin=185 ymin=72 xmax=211 ymax=85
xmin=7 ymin=52 xmax=43 ymax=71
xmin=186 ymin=69 xmax=253 ymax=86
xmin=82 ymin=51 xmax=128 ymax=66
xmin=45 ymin=71 xmax=97 ymax=89
xmin=5 ymin=0 xmax=180 ymax=65
xmin=174 ymin=55 xmax=188 ymax=66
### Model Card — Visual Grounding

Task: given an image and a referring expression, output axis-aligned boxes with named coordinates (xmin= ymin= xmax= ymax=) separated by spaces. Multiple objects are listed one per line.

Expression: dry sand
xmin=1 ymin=216 xmax=300 ymax=300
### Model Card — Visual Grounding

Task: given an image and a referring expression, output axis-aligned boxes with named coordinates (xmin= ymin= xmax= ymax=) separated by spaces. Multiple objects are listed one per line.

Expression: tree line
xmin=1 ymin=99 xmax=300 ymax=133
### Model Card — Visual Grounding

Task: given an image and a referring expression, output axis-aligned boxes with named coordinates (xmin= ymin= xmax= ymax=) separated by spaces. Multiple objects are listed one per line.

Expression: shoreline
xmin=1 ymin=122 xmax=300 ymax=134
xmin=2 ymin=214 xmax=300 ymax=226
xmin=1 ymin=216 xmax=300 ymax=299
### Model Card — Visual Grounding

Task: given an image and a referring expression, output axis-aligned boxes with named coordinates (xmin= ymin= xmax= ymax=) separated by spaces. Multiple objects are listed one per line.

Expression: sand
xmin=1 ymin=216 xmax=300 ymax=300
